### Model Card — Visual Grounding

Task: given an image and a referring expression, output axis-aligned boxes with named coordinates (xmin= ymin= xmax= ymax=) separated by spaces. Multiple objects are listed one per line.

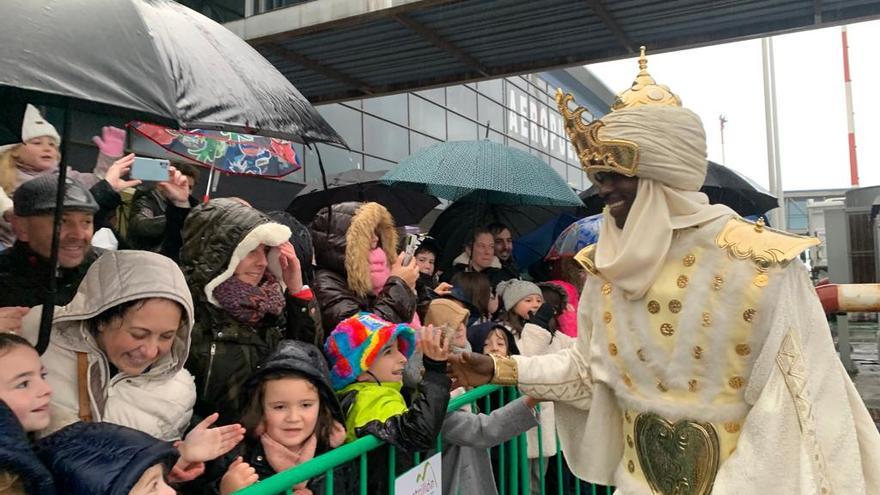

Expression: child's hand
xmin=0 ymin=306 xmax=29 ymax=333
xmin=416 ymin=325 xmax=449 ymax=362
xmin=390 ymin=252 xmax=419 ymax=291
xmin=91 ymin=126 xmax=126 ymax=157
xmin=220 ymin=457 xmax=258 ymax=495
xmin=433 ymin=282 xmax=453 ymax=296
xmin=157 ymin=166 xmax=192 ymax=207
xmin=524 ymin=396 xmax=540 ymax=409
xmin=178 ymin=413 xmax=245 ymax=464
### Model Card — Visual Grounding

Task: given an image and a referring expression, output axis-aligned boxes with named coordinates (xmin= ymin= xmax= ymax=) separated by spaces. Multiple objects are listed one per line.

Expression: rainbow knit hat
xmin=324 ymin=312 xmax=417 ymax=390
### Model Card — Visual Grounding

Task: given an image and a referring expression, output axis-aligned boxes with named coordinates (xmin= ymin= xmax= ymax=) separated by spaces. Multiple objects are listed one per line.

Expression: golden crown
xmin=556 ymin=46 xmax=681 ymax=178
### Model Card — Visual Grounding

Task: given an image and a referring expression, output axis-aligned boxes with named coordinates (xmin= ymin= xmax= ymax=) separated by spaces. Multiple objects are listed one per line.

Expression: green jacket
xmin=338 ymin=381 xmax=408 ymax=444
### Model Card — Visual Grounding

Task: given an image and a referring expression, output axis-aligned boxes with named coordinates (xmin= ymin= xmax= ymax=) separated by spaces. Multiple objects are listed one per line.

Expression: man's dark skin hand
xmin=447 ymin=352 xmax=495 ymax=388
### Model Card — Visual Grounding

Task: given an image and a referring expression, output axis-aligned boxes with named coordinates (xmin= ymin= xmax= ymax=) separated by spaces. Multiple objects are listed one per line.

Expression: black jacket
xmin=125 ymin=186 xmax=168 ymax=251
xmin=36 ymin=421 xmax=178 ymax=495
xmin=340 ymin=357 xmax=451 ymax=494
xmin=0 ymin=401 xmax=55 ymax=495
xmin=180 ymin=199 xmax=318 ymax=425
xmin=0 ymin=242 xmax=102 ymax=308
xmin=310 ymin=202 xmax=416 ymax=330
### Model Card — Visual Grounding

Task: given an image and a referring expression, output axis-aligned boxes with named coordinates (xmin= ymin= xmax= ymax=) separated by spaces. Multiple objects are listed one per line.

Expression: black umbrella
xmin=0 ymin=0 xmax=344 ymax=354
xmin=428 ymin=194 xmax=583 ymax=271
xmin=0 ymin=0 xmax=343 ymax=145
xmin=579 ymin=161 xmax=778 ymax=217
xmin=288 ymin=170 xmax=439 ymax=226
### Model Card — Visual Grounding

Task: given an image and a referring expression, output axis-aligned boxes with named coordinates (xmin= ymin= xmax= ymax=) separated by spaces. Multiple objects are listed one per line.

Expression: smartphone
xmin=402 ymin=233 xmax=422 ymax=266
xmin=131 ymin=156 xmax=170 ymax=182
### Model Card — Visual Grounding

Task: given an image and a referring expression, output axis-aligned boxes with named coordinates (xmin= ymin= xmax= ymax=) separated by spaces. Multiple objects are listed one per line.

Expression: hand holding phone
xmin=130 ymin=156 xmax=171 ymax=182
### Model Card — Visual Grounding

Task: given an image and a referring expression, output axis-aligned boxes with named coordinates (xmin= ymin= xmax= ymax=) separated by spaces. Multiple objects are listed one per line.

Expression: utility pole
xmin=762 ymin=37 xmax=786 ymax=230
xmin=719 ymin=115 xmax=727 ymax=165
xmin=842 ymin=26 xmax=860 ymax=186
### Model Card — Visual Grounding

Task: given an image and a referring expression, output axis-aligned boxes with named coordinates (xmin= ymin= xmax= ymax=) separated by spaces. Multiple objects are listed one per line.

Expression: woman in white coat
xmin=21 ymin=250 xmax=197 ymax=441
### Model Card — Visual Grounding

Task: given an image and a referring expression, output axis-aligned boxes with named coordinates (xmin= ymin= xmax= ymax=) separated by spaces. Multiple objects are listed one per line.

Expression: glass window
xmin=363 ymin=93 xmax=408 ymax=126
xmin=410 ymin=131 xmax=442 ymax=155
xmin=364 ymin=155 xmax=397 ymax=173
xmin=415 ymin=88 xmax=445 ymax=105
xmin=477 ymin=96 xmax=505 ymax=136
xmin=409 ymin=94 xmax=446 ymax=140
xmin=364 ymin=116 xmax=408 ymax=163
xmin=316 ymin=104 xmax=363 ymax=151
xmin=447 ymin=85 xmax=476 ymax=120
xmin=477 ymin=79 xmax=504 ymax=101
xmin=448 ymin=113 xmax=477 ymax=141
xmin=303 ymin=144 xmax=362 ymax=182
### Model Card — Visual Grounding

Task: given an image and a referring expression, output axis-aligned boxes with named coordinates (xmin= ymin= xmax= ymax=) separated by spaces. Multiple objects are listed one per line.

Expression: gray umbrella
xmin=0 ymin=0 xmax=344 ymax=145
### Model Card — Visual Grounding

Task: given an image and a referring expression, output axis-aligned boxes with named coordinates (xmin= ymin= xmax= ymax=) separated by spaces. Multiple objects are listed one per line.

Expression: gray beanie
xmin=13 ymin=175 xmax=98 ymax=217
xmin=496 ymin=279 xmax=541 ymax=311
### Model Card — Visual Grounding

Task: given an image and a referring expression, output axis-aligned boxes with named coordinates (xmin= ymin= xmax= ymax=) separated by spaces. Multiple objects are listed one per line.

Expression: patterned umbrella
xmin=381 ymin=140 xmax=582 ymax=207
xmin=546 ymin=213 xmax=603 ymax=260
xmin=129 ymin=121 xmax=301 ymax=177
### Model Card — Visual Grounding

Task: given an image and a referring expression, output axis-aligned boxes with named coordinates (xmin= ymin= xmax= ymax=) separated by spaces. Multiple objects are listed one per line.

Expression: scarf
xmin=260 ymin=433 xmax=316 ymax=491
xmin=212 ymin=272 xmax=286 ymax=326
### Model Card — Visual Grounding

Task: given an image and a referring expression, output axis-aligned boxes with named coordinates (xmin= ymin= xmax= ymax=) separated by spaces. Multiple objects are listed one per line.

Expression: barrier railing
xmin=234 ymin=384 xmax=614 ymax=495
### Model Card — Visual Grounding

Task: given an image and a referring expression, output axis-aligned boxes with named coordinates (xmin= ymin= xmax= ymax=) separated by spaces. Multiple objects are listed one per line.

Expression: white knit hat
xmin=0 ymin=104 xmax=61 ymax=154
xmin=496 ymin=279 xmax=542 ymax=312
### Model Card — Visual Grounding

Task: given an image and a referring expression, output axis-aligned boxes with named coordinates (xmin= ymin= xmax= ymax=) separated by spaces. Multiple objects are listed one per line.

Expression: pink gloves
xmin=91 ymin=126 xmax=126 ymax=157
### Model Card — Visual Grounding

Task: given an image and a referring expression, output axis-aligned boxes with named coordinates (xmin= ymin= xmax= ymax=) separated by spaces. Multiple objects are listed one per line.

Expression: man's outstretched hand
xmin=447 ymin=352 xmax=495 ymax=388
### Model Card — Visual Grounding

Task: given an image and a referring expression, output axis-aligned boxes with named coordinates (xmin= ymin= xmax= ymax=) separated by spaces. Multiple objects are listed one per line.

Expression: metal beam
xmin=260 ymin=43 xmax=375 ymax=96
xmin=587 ymin=0 xmax=636 ymax=54
xmin=392 ymin=13 xmax=491 ymax=77
xmin=814 ymin=0 xmax=823 ymax=25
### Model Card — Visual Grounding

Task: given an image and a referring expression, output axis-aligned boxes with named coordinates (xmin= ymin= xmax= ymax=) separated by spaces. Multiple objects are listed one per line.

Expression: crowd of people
xmin=0 ymin=104 xmax=581 ymax=494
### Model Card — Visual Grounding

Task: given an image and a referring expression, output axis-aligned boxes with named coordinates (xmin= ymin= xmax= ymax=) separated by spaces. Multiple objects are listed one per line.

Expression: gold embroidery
xmin=627 ymin=435 xmax=634 ymax=448
xmin=677 ymin=275 xmax=689 ymax=288
xmin=724 ymin=422 xmax=741 ymax=434
xmin=668 ymin=299 xmax=682 ymax=313
xmin=683 ymin=253 xmax=696 ymax=267
xmin=702 ymin=312 xmax=712 ymax=327
xmin=716 ymin=217 xmax=820 ymax=270
xmin=743 ymin=308 xmax=756 ymax=323
xmin=647 ymin=300 xmax=660 ymax=313
xmin=637 ymin=348 xmax=647 ymax=362
xmin=753 ymin=273 xmax=769 ymax=287
xmin=728 ymin=376 xmax=745 ymax=389
xmin=688 ymin=379 xmax=699 ymax=392
xmin=623 ymin=374 xmax=633 ymax=388
xmin=660 ymin=323 xmax=674 ymax=336
xmin=657 ymin=380 xmax=668 ymax=392
xmin=602 ymin=282 xmax=612 ymax=295
xmin=489 ymin=354 xmax=518 ymax=386
xmin=609 ymin=343 xmax=618 ymax=356
xmin=627 ymin=459 xmax=635 ymax=473
xmin=625 ymin=410 xmax=632 ymax=423
xmin=692 ymin=346 xmax=703 ymax=359
xmin=713 ymin=276 xmax=724 ymax=290
xmin=604 ymin=311 xmax=613 ymax=324
xmin=735 ymin=344 xmax=751 ymax=356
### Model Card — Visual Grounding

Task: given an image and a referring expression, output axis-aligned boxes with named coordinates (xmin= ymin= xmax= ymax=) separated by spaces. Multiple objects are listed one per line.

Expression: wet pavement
xmin=833 ymin=321 xmax=880 ymax=431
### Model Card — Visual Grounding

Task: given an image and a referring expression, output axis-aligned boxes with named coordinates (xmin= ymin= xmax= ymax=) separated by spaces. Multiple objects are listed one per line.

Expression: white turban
xmin=593 ymin=105 xmax=735 ymax=300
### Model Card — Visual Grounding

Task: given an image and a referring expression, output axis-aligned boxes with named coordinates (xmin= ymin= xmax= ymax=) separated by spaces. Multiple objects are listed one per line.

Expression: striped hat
xmin=324 ymin=312 xmax=416 ymax=390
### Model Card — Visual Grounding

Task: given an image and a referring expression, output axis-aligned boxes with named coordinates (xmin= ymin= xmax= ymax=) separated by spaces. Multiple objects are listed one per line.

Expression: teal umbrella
xmin=381 ymin=140 xmax=583 ymax=206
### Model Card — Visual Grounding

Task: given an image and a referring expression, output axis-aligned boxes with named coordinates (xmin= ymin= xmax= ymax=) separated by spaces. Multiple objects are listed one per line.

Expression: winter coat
xmin=338 ymin=357 xmax=451 ymax=494
xmin=0 ymin=401 xmax=55 ymax=495
xmin=126 ymin=186 xmax=168 ymax=251
xmin=441 ymin=396 xmax=537 ymax=495
xmin=0 ymin=242 xmax=102 ymax=308
xmin=514 ymin=322 xmax=574 ymax=459
xmin=310 ymin=202 xmax=416 ymax=330
xmin=441 ymin=251 xmax=512 ymax=289
xmin=36 ymin=421 xmax=178 ymax=495
xmin=19 ymin=250 xmax=197 ymax=441
xmin=180 ymin=198 xmax=317 ymax=425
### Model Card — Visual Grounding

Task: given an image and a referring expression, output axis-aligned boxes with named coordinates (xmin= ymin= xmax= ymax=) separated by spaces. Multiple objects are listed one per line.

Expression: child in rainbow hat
xmin=324 ymin=312 xmax=450 ymax=493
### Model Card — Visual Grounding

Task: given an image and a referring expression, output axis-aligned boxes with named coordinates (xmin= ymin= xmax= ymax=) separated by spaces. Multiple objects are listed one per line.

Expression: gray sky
xmin=587 ymin=19 xmax=880 ymax=192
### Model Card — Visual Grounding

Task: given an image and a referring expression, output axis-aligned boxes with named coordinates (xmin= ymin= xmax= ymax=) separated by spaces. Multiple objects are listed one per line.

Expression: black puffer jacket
xmin=310 ymin=202 xmax=416 ymax=330
xmin=0 ymin=401 xmax=55 ymax=495
xmin=180 ymin=199 xmax=315 ymax=425
xmin=36 ymin=421 xmax=177 ymax=495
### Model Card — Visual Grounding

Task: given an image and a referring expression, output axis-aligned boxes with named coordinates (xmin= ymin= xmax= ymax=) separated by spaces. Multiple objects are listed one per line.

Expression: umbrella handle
xmin=203 ymin=163 xmax=215 ymax=203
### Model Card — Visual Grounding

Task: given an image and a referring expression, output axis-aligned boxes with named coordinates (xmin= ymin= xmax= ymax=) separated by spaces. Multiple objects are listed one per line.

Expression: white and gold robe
xmin=510 ymin=215 xmax=880 ymax=494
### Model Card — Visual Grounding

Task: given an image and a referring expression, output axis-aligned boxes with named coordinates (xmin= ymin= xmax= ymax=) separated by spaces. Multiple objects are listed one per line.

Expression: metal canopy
xmin=232 ymin=0 xmax=880 ymax=104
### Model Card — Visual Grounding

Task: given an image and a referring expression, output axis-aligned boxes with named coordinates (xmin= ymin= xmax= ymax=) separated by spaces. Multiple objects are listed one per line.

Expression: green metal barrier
xmin=234 ymin=384 xmax=614 ymax=495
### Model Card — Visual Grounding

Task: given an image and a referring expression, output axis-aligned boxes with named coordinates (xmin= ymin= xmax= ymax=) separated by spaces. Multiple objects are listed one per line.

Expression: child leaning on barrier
xmin=417 ymin=298 xmax=539 ymax=495
xmin=324 ymin=312 xmax=451 ymax=494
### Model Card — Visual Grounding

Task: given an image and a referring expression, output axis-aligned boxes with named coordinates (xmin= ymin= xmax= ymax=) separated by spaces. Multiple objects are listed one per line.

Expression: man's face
xmin=15 ymin=211 xmax=94 ymax=268
xmin=594 ymin=172 xmax=639 ymax=229
xmin=467 ymin=233 xmax=496 ymax=271
xmin=493 ymin=228 xmax=513 ymax=262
